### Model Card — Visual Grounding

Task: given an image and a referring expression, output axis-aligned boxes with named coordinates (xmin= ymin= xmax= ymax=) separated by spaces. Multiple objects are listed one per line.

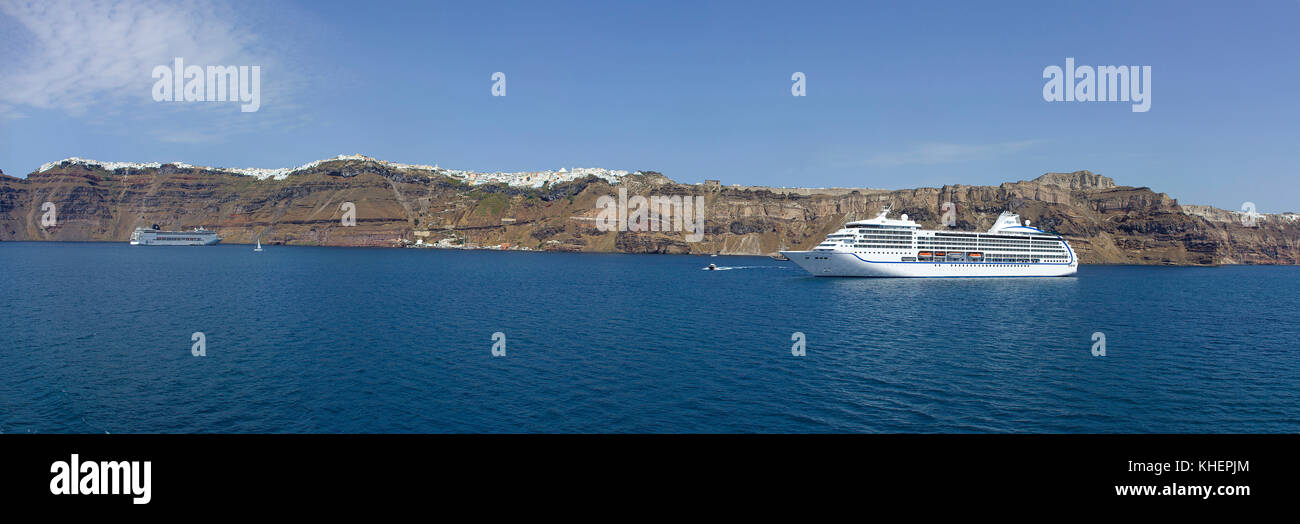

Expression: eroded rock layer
xmin=2 ymin=160 xmax=1295 ymax=265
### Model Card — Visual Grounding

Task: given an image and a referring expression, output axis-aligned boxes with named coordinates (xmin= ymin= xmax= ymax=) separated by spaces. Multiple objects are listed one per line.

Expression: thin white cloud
xmin=2 ymin=0 xmax=258 ymax=111
xmin=0 ymin=0 xmax=314 ymax=140
xmin=863 ymin=140 xmax=1044 ymax=166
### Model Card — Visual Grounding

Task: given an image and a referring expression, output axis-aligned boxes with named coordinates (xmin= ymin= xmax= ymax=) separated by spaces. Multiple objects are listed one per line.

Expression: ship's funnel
xmin=987 ymin=212 xmax=1024 ymax=233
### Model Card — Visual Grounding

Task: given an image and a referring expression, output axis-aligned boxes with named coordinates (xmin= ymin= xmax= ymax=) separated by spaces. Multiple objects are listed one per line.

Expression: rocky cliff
xmin=2 ymin=158 xmax=1296 ymax=265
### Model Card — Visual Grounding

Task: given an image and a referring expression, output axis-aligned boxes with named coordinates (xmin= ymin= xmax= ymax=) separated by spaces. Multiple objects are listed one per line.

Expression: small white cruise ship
xmin=129 ymin=225 xmax=221 ymax=246
xmin=781 ymin=208 xmax=1077 ymax=277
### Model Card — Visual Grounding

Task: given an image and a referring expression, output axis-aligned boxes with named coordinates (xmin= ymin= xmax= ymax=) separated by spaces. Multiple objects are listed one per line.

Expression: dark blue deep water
xmin=1 ymin=242 xmax=1297 ymax=433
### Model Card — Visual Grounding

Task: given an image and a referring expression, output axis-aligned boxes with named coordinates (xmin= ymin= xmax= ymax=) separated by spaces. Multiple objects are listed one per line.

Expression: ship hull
xmin=780 ymin=251 xmax=1078 ymax=278
xmin=129 ymin=239 xmax=221 ymax=246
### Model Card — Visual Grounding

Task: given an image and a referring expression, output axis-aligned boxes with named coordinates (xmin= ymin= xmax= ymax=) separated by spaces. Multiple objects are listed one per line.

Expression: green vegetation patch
xmin=473 ymin=193 xmax=509 ymax=216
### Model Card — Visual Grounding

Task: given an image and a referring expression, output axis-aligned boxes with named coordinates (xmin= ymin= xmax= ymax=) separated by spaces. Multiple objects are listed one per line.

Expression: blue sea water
xmin=0 ymin=242 xmax=1297 ymax=433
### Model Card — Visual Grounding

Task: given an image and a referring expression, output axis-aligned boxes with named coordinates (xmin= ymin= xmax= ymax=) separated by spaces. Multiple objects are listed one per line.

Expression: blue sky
xmin=1 ymin=0 xmax=1297 ymax=212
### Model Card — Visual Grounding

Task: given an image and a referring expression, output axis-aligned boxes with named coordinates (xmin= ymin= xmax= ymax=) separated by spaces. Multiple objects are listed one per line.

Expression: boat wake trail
xmin=702 ymin=265 xmax=792 ymax=271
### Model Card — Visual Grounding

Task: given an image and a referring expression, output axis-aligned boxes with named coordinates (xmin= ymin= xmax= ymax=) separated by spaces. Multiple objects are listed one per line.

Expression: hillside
xmin=1 ymin=157 xmax=1296 ymax=265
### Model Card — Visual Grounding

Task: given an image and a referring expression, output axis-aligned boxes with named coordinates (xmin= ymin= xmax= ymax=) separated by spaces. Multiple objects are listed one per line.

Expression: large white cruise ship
xmin=129 ymin=225 xmax=221 ymax=246
xmin=781 ymin=209 xmax=1078 ymax=277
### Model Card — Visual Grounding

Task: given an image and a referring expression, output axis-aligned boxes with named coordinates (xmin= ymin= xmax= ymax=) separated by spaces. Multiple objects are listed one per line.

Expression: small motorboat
xmin=707 ymin=263 xmax=718 ymax=270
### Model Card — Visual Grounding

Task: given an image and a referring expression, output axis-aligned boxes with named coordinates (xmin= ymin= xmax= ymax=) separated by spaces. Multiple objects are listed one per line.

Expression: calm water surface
xmin=1 ymin=242 xmax=1296 ymax=433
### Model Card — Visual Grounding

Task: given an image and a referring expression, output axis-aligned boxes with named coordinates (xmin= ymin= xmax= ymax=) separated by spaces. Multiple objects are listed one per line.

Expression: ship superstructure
xmin=781 ymin=209 xmax=1077 ymax=277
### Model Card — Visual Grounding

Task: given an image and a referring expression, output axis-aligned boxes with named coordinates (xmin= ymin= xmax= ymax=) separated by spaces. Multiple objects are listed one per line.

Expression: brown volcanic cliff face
xmin=1 ymin=159 xmax=1296 ymax=265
